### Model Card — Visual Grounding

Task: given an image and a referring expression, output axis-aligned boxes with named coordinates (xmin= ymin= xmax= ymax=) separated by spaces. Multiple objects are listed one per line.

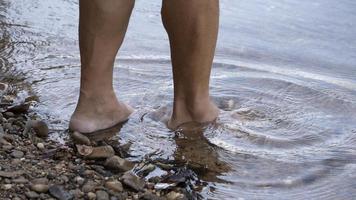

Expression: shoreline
xmin=0 ymin=80 xmax=202 ymax=200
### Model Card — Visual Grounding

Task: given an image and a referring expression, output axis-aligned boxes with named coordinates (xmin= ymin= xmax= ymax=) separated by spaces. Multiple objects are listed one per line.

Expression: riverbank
xmin=0 ymin=81 xmax=201 ymax=200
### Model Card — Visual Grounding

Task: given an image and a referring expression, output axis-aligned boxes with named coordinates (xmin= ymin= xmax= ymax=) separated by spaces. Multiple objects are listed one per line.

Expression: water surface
xmin=1 ymin=0 xmax=356 ymax=199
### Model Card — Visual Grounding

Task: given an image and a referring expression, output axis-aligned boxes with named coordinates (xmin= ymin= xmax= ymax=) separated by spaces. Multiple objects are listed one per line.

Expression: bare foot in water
xmin=69 ymin=90 xmax=133 ymax=133
xmin=167 ymin=98 xmax=219 ymax=130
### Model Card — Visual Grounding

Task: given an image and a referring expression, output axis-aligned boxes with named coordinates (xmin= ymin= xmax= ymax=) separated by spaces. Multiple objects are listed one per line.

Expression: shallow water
xmin=1 ymin=0 xmax=356 ymax=199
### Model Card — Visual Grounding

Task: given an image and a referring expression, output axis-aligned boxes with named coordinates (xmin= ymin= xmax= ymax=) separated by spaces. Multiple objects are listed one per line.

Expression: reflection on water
xmin=1 ymin=0 xmax=356 ymax=199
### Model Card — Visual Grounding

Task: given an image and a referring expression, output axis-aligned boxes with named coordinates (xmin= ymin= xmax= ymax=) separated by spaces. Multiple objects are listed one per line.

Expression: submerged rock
xmin=121 ymin=171 xmax=146 ymax=192
xmin=104 ymin=155 xmax=133 ymax=172
xmin=71 ymin=131 xmax=91 ymax=145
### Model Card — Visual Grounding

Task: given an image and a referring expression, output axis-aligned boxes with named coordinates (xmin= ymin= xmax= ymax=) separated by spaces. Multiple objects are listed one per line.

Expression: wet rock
xmin=87 ymin=192 xmax=96 ymax=200
xmin=32 ymin=120 xmax=49 ymax=138
xmin=138 ymin=164 xmax=156 ymax=177
xmin=49 ymin=185 xmax=74 ymax=200
xmin=0 ymin=170 xmax=24 ymax=178
xmin=121 ymin=172 xmax=146 ymax=192
xmin=96 ymin=190 xmax=110 ymax=200
xmin=71 ymin=131 xmax=91 ymax=145
xmin=77 ymin=145 xmax=115 ymax=159
xmin=166 ymin=191 xmax=185 ymax=200
xmin=105 ymin=180 xmax=123 ymax=192
xmin=104 ymin=156 xmax=134 ymax=172
xmin=0 ymin=82 xmax=8 ymax=92
xmin=31 ymin=184 xmax=49 ymax=193
xmin=25 ymin=191 xmax=40 ymax=199
xmin=6 ymin=103 xmax=30 ymax=114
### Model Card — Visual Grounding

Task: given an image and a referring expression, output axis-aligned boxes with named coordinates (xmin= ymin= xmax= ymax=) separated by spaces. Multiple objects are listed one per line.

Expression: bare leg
xmin=70 ymin=0 xmax=135 ymax=133
xmin=161 ymin=0 xmax=220 ymax=129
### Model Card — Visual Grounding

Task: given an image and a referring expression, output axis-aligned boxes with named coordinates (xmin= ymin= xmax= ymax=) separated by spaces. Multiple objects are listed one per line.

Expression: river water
xmin=1 ymin=0 xmax=356 ymax=199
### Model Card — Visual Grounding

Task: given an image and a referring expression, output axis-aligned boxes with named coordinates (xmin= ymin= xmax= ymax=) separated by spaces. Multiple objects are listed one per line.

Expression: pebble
xmin=4 ymin=112 xmax=15 ymax=118
xmin=104 ymin=156 xmax=133 ymax=172
xmin=71 ymin=131 xmax=91 ymax=145
xmin=87 ymin=192 xmax=96 ymax=200
xmin=74 ymin=176 xmax=85 ymax=185
xmin=166 ymin=191 xmax=184 ymax=200
xmin=96 ymin=190 xmax=110 ymax=200
xmin=49 ymin=185 xmax=74 ymax=200
xmin=11 ymin=150 xmax=24 ymax=158
xmin=31 ymin=120 xmax=49 ymax=138
xmin=86 ymin=145 xmax=115 ymax=159
xmin=31 ymin=184 xmax=49 ymax=193
xmin=3 ymin=184 xmax=12 ymax=190
xmin=37 ymin=142 xmax=45 ymax=149
xmin=25 ymin=191 xmax=40 ymax=199
xmin=105 ymin=180 xmax=123 ymax=192
xmin=82 ymin=180 xmax=98 ymax=193
xmin=12 ymin=176 xmax=28 ymax=184
xmin=121 ymin=172 xmax=146 ymax=192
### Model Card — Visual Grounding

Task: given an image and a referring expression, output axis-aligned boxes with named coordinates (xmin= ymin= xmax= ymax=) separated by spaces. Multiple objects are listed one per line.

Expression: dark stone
xmin=121 ymin=172 xmax=146 ymax=192
xmin=49 ymin=185 xmax=74 ymax=200
xmin=96 ymin=190 xmax=110 ymax=200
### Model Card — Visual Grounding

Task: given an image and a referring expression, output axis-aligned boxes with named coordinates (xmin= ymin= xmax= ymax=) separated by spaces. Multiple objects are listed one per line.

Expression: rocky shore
xmin=0 ymin=82 xmax=204 ymax=200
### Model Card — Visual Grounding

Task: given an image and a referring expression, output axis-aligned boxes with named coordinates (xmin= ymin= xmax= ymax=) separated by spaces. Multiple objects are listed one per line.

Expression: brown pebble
xmin=71 ymin=131 xmax=91 ymax=145
xmin=105 ymin=180 xmax=123 ymax=192
xmin=104 ymin=156 xmax=133 ymax=172
xmin=31 ymin=120 xmax=49 ymax=138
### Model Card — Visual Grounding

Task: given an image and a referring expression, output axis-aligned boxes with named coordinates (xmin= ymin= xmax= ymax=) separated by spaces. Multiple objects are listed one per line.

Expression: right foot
xmin=69 ymin=90 xmax=133 ymax=133
xmin=168 ymin=98 xmax=219 ymax=130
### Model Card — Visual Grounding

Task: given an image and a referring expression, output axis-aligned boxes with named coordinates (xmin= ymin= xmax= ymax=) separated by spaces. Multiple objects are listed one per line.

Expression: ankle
xmin=173 ymin=96 xmax=217 ymax=121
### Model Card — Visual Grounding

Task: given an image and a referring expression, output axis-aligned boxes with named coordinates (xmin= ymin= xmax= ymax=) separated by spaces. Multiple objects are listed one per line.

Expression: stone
xmin=104 ymin=156 xmax=133 ymax=172
xmin=31 ymin=184 xmax=49 ymax=193
xmin=25 ymin=191 xmax=40 ymax=199
xmin=37 ymin=142 xmax=45 ymax=150
xmin=0 ymin=170 xmax=24 ymax=178
xmin=71 ymin=131 xmax=91 ymax=145
xmin=4 ymin=112 xmax=15 ymax=118
xmin=105 ymin=180 xmax=123 ymax=192
xmin=31 ymin=120 xmax=49 ymax=138
xmin=166 ymin=191 xmax=185 ymax=200
xmin=2 ymin=184 xmax=12 ymax=190
xmin=6 ymin=103 xmax=30 ymax=114
xmin=121 ymin=171 xmax=146 ymax=192
xmin=138 ymin=164 xmax=156 ymax=176
xmin=12 ymin=176 xmax=28 ymax=184
xmin=96 ymin=190 xmax=110 ymax=200
xmin=85 ymin=145 xmax=115 ymax=159
xmin=87 ymin=192 xmax=96 ymax=200
xmin=140 ymin=192 xmax=164 ymax=200
xmin=71 ymin=189 xmax=84 ymax=198
xmin=82 ymin=180 xmax=98 ymax=193
xmin=74 ymin=176 xmax=85 ymax=185
xmin=49 ymin=185 xmax=74 ymax=200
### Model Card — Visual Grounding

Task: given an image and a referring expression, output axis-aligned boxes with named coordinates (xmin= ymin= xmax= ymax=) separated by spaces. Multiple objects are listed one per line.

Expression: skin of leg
xmin=69 ymin=0 xmax=135 ymax=133
xmin=161 ymin=0 xmax=220 ymax=129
